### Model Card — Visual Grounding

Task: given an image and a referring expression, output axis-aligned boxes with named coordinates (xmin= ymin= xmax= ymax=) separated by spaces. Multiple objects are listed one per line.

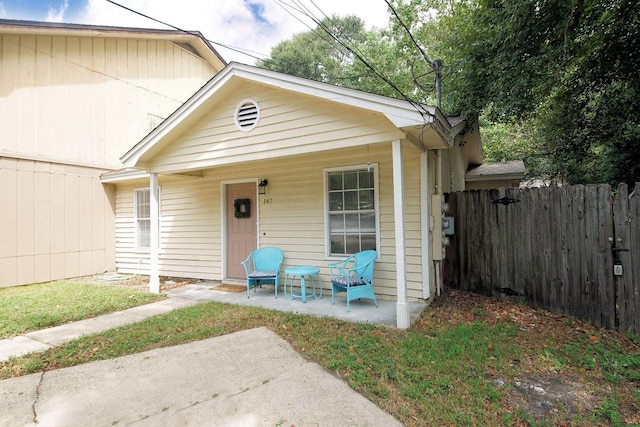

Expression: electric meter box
xmin=443 ymin=216 xmax=454 ymax=236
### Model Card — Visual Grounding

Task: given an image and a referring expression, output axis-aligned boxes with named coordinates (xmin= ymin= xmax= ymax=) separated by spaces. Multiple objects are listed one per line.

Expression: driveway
xmin=1 ymin=327 xmax=402 ymax=426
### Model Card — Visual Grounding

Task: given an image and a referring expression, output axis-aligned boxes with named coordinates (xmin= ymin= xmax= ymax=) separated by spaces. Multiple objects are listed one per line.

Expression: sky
xmin=0 ymin=0 xmax=392 ymax=64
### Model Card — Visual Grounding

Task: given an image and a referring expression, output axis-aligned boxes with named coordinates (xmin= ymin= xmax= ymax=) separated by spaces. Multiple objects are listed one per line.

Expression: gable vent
xmin=234 ymin=99 xmax=260 ymax=132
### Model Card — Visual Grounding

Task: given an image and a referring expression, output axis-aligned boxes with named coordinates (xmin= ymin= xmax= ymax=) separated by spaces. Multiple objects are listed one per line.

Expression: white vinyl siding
xmin=326 ymin=166 xmax=378 ymax=256
xmin=116 ymin=176 xmax=219 ymax=279
xmin=147 ymin=84 xmax=405 ymax=174
xmin=114 ymin=142 xmax=429 ymax=300
xmin=112 ymin=81 xmax=432 ymax=299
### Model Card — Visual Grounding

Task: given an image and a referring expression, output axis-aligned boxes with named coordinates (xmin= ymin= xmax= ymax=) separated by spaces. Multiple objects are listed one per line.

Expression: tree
xmin=424 ymin=0 xmax=640 ymax=185
xmin=258 ymin=12 xmax=437 ymax=104
xmin=258 ymin=1 xmax=640 ymax=185
xmin=258 ymin=15 xmax=368 ymax=86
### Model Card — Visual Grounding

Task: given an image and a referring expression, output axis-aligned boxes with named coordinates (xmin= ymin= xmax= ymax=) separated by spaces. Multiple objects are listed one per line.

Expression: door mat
xmin=211 ymin=284 xmax=246 ymax=292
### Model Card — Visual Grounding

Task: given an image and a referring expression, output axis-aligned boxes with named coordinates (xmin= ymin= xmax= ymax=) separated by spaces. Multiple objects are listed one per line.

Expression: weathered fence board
xmin=614 ymin=183 xmax=640 ymax=333
xmin=445 ymin=183 xmax=639 ymax=334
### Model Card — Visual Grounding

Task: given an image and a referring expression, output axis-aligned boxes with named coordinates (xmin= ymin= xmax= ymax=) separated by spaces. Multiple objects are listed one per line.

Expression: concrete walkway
xmin=1 ymin=283 xmax=426 ymax=363
xmin=0 ymin=297 xmax=201 ymax=363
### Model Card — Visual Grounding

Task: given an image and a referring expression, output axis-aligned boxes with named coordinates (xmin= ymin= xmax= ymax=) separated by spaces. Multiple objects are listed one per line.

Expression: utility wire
xmin=107 ymin=0 xmax=435 ymax=120
xmin=382 ymin=0 xmax=434 ymax=67
xmin=105 ymin=0 xmax=268 ymax=63
xmin=382 ymin=0 xmax=443 ymax=107
xmin=276 ymin=0 xmax=433 ymax=118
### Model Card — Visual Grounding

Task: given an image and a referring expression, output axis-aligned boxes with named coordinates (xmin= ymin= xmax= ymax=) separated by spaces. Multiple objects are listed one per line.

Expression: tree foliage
xmin=417 ymin=0 xmax=640 ymax=185
xmin=258 ymin=15 xmax=368 ymax=85
xmin=258 ymin=1 xmax=640 ymax=185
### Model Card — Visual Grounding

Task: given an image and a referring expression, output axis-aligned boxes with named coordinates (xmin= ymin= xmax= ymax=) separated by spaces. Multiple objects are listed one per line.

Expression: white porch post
xmin=149 ymin=173 xmax=160 ymax=294
xmin=420 ymin=150 xmax=431 ymax=300
xmin=392 ymin=140 xmax=409 ymax=329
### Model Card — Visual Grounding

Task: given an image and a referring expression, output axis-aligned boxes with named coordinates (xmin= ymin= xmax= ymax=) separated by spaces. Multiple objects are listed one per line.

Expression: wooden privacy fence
xmin=444 ymin=183 xmax=639 ymax=334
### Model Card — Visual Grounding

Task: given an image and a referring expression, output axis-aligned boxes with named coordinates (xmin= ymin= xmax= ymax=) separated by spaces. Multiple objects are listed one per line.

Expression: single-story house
xmin=101 ymin=62 xmax=482 ymax=329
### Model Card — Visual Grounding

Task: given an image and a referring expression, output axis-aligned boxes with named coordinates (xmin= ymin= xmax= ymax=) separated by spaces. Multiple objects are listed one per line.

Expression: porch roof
xmin=120 ymin=62 xmax=456 ymax=172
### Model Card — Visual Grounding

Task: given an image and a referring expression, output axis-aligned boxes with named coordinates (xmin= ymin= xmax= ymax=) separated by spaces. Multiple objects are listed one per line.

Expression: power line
xmin=382 ymin=0 xmax=433 ymax=67
xmin=275 ymin=0 xmax=433 ymax=119
xmin=382 ymin=0 xmax=443 ymax=108
xmin=105 ymin=0 xmax=268 ymax=63
xmin=107 ymin=0 xmax=436 ymax=121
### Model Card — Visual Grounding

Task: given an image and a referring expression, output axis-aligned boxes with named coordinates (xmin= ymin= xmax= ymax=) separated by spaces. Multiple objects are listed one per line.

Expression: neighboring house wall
xmin=0 ymin=157 xmax=115 ymax=286
xmin=0 ymin=32 xmax=217 ymax=167
xmin=0 ymin=24 xmax=222 ymax=287
xmin=114 ymin=142 xmax=429 ymax=300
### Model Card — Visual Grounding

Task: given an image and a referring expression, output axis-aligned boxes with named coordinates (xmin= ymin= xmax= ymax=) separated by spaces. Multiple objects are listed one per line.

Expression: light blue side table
xmin=284 ymin=266 xmax=322 ymax=303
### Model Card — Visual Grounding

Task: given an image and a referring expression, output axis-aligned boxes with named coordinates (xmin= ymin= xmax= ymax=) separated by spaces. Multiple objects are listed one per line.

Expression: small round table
xmin=284 ymin=266 xmax=322 ymax=303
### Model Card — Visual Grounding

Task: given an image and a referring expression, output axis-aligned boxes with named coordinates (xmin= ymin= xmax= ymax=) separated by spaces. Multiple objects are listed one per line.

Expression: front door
xmin=226 ymin=182 xmax=257 ymax=279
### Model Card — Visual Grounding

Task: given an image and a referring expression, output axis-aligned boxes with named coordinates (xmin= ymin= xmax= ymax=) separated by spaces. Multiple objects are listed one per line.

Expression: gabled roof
xmin=0 ymin=18 xmax=226 ymax=70
xmin=121 ymin=62 xmax=457 ymax=168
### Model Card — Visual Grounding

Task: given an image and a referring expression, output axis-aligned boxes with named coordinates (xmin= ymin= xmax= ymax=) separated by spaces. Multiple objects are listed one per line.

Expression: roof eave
xmin=0 ymin=18 xmax=226 ymax=68
xmin=465 ymin=172 xmax=525 ymax=182
xmin=100 ymin=168 xmax=150 ymax=183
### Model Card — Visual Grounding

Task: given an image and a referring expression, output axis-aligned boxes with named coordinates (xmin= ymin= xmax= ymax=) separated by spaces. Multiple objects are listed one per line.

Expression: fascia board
xmin=100 ymin=169 xmax=150 ymax=183
xmin=231 ymin=64 xmax=433 ymax=128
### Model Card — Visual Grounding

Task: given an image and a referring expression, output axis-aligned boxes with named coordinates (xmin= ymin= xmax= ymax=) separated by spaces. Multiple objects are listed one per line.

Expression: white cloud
xmin=76 ymin=0 xmax=390 ymax=64
xmin=46 ymin=0 xmax=70 ymax=23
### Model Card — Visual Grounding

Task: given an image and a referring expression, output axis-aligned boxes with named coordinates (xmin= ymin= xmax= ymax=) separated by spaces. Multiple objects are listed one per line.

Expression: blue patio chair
xmin=241 ymin=247 xmax=284 ymax=298
xmin=329 ymin=250 xmax=378 ymax=312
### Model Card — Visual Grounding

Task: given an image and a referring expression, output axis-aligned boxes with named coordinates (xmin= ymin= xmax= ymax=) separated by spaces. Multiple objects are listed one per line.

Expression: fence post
xmin=615 ymin=183 xmax=639 ymax=333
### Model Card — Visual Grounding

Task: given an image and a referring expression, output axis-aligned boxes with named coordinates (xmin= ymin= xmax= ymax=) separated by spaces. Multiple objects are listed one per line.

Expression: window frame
xmin=324 ymin=164 xmax=380 ymax=259
xmin=134 ymin=188 xmax=152 ymax=251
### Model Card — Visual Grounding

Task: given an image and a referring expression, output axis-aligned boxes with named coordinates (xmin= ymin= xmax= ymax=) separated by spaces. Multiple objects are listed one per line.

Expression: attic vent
xmin=234 ymin=99 xmax=260 ymax=132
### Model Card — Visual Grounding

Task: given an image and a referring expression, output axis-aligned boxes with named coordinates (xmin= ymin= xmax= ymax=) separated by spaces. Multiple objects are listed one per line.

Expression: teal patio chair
xmin=241 ymin=247 xmax=284 ymax=298
xmin=329 ymin=250 xmax=378 ymax=312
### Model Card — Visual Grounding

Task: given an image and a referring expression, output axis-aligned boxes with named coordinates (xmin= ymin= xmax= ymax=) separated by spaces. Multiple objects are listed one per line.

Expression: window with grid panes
xmin=135 ymin=188 xmax=151 ymax=250
xmin=327 ymin=167 xmax=377 ymax=256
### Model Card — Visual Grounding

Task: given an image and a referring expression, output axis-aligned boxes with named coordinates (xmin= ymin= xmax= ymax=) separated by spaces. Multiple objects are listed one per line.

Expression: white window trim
xmin=324 ymin=164 xmax=381 ymax=259
xmin=134 ymin=187 xmax=161 ymax=252
xmin=134 ymin=188 xmax=150 ymax=252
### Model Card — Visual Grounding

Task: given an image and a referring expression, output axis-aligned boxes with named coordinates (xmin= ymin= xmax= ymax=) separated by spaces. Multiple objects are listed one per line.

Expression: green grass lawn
xmin=0 ymin=281 xmax=164 ymax=338
xmin=0 ymin=282 xmax=638 ymax=426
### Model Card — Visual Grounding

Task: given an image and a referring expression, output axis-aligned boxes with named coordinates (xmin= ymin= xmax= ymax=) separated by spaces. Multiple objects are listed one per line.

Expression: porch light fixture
xmin=258 ymin=179 xmax=269 ymax=195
